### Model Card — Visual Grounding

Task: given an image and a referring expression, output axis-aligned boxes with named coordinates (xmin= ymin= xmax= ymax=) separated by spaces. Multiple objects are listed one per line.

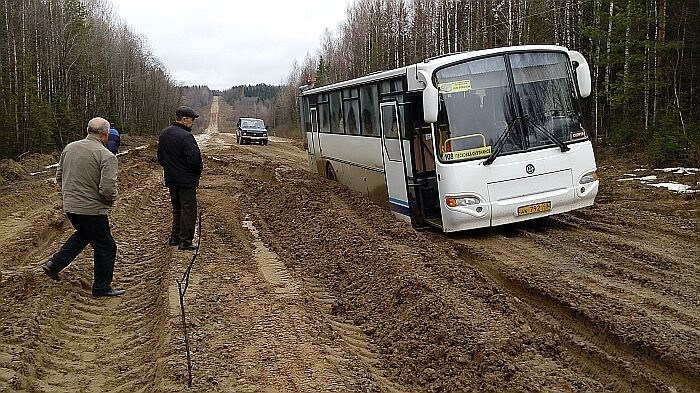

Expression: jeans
xmin=50 ymin=213 xmax=117 ymax=294
xmin=169 ymin=187 xmax=197 ymax=242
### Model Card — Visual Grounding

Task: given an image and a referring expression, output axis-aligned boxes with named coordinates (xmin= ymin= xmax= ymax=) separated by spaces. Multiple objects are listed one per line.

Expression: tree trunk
xmin=604 ymin=1 xmax=614 ymax=140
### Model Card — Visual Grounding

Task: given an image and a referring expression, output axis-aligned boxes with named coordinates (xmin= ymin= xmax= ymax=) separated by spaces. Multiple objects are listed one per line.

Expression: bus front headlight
xmin=446 ymin=196 xmax=481 ymax=207
xmin=580 ymin=170 xmax=599 ymax=184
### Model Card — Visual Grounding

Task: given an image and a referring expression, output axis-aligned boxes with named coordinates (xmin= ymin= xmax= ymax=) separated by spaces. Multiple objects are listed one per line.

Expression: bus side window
xmin=362 ymin=108 xmax=374 ymax=135
xmin=360 ymin=85 xmax=380 ymax=137
xmin=344 ymin=100 xmax=360 ymax=135
xmin=330 ymin=91 xmax=344 ymax=134
xmin=319 ymin=103 xmax=330 ymax=133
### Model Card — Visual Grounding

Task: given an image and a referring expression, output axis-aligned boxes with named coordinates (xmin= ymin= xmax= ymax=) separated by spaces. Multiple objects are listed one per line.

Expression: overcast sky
xmin=112 ymin=0 xmax=350 ymax=90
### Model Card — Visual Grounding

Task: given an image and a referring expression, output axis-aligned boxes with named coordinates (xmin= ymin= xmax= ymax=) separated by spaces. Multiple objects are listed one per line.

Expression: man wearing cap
xmin=157 ymin=106 xmax=203 ymax=250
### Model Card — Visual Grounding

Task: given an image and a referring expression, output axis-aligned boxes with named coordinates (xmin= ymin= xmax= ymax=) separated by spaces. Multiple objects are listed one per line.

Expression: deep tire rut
xmin=453 ymin=242 xmax=699 ymax=392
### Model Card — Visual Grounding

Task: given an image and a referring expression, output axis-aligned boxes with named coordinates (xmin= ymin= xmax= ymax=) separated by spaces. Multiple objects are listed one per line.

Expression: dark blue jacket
xmin=106 ymin=128 xmax=120 ymax=155
xmin=157 ymin=122 xmax=203 ymax=188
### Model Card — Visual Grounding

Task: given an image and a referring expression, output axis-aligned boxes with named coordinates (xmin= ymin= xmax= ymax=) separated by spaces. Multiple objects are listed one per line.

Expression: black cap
xmin=175 ymin=106 xmax=199 ymax=119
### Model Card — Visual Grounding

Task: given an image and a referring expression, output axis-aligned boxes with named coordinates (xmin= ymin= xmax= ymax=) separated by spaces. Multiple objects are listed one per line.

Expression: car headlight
xmin=580 ymin=170 xmax=599 ymax=184
xmin=446 ymin=196 xmax=481 ymax=207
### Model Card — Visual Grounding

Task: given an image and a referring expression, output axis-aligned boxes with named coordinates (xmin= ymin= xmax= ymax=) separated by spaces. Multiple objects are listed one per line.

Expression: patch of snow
xmin=638 ymin=175 xmax=657 ymax=181
xmin=648 ymin=182 xmax=698 ymax=194
xmin=45 ymin=163 xmax=58 ymax=170
xmin=633 ymin=168 xmax=647 ymax=172
xmin=617 ymin=178 xmax=636 ymax=182
xmin=116 ymin=144 xmax=149 ymax=157
xmin=655 ymin=167 xmax=679 ymax=173
xmin=623 ymin=173 xmax=636 ymax=177
xmin=654 ymin=167 xmax=698 ymax=175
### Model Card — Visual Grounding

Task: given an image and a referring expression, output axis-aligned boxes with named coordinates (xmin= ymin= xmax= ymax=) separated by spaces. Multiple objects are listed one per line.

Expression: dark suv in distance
xmin=236 ymin=117 xmax=268 ymax=146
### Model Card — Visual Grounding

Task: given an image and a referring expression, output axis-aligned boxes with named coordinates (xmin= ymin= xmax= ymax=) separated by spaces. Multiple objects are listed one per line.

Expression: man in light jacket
xmin=42 ymin=117 xmax=125 ymax=297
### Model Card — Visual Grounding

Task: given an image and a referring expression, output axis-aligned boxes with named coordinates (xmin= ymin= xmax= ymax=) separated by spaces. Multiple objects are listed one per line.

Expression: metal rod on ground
xmin=176 ymin=209 xmax=203 ymax=389
xmin=176 ymin=280 xmax=192 ymax=388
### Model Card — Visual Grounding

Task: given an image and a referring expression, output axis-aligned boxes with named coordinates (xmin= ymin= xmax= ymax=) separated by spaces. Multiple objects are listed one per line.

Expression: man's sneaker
xmin=93 ymin=288 xmax=126 ymax=297
xmin=178 ymin=241 xmax=199 ymax=251
xmin=168 ymin=236 xmax=179 ymax=246
xmin=42 ymin=261 xmax=60 ymax=281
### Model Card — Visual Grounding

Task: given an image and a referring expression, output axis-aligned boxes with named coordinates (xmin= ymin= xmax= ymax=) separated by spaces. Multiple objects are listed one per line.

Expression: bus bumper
xmin=441 ymin=178 xmax=599 ymax=232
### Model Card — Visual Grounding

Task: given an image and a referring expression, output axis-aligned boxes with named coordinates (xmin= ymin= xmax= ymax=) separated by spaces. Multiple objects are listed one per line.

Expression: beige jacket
xmin=56 ymin=134 xmax=118 ymax=215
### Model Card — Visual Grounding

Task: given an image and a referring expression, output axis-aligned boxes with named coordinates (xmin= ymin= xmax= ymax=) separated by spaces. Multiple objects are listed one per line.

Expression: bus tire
xmin=325 ymin=163 xmax=336 ymax=181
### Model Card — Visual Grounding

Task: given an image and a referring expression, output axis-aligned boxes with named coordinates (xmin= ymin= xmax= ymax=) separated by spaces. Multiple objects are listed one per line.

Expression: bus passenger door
xmin=380 ymin=102 xmax=411 ymax=221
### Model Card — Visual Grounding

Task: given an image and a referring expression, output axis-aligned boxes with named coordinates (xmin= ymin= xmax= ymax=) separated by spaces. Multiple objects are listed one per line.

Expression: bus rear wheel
xmin=325 ymin=163 xmax=336 ymax=181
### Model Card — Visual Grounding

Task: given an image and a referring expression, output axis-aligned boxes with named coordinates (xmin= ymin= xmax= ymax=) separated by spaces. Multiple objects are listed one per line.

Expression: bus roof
xmin=300 ymin=45 xmax=570 ymax=96
xmin=300 ymin=66 xmax=408 ymax=96
xmin=416 ymin=44 xmax=569 ymax=70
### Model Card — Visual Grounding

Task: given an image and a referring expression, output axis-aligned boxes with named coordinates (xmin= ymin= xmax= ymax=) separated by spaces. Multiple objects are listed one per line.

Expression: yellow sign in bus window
xmin=438 ymin=80 xmax=472 ymax=94
xmin=442 ymin=146 xmax=492 ymax=161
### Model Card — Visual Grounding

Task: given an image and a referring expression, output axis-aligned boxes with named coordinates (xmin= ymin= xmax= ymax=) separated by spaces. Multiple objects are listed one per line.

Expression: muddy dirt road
xmin=1 ymin=97 xmax=698 ymax=392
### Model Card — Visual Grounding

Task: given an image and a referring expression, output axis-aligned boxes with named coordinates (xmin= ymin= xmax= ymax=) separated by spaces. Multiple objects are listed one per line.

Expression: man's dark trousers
xmin=49 ymin=213 xmax=117 ymax=294
xmin=169 ymin=187 xmax=197 ymax=242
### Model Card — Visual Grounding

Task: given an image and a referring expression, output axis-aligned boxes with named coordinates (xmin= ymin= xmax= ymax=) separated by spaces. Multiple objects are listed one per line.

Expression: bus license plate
xmin=517 ymin=202 xmax=552 ymax=216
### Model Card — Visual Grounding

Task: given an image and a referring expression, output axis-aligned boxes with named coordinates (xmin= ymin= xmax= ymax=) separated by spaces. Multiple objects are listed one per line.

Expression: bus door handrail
xmin=442 ymin=133 xmax=487 ymax=153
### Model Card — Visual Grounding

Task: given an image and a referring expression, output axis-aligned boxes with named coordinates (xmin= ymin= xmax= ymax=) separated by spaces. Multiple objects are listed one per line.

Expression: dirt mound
xmin=0 ymin=159 xmax=29 ymax=186
xmin=16 ymin=153 xmax=57 ymax=173
xmin=119 ymin=134 xmax=154 ymax=149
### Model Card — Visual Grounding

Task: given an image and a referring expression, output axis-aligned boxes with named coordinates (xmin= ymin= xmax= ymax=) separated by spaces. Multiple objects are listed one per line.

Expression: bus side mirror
xmin=418 ymin=70 xmax=439 ymax=123
xmin=568 ymin=50 xmax=591 ymax=98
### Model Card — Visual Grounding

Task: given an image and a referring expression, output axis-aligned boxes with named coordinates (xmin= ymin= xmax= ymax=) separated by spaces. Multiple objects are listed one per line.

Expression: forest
xmin=0 ymin=0 xmax=181 ymax=159
xmin=273 ymin=0 xmax=699 ymax=165
xmin=1 ymin=0 xmax=697 ymax=166
xmin=217 ymin=83 xmax=280 ymax=132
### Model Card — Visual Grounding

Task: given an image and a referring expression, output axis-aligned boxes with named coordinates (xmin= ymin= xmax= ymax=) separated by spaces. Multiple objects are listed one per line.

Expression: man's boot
xmin=178 ymin=240 xmax=199 ymax=251
xmin=168 ymin=235 xmax=179 ymax=246
xmin=42 ymin=260 xmax=60 ymax=281
xmin=93 ymin=288 xmax=126 ymax=297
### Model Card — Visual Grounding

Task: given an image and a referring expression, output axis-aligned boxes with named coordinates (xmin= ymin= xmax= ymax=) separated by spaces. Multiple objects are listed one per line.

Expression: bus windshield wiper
xmin=483 ymin=114 xmax=570 ymax=166
xmin=482 ymin=115 xmax=525 ymax=166
xmin=523 ymin=115 xmax=570 ymax=152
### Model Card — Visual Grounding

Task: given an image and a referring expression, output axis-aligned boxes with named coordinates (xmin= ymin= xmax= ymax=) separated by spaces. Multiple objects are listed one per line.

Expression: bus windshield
xmin=435 ymin=51 xmax=585 ymax=163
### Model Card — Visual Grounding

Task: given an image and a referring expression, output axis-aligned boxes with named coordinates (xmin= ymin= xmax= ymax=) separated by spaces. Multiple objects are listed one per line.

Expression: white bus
xmin=299 ymin=45 xmax=599 ymax=232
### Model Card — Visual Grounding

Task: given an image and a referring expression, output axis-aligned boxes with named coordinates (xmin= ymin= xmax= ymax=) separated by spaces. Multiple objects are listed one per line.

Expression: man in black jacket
xmin=157 ymin=106 xmax=203 ymax=250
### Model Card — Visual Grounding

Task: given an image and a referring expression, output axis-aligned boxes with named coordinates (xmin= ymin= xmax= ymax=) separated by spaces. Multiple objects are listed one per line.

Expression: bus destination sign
xmin=438 ymin=80 xmax=472 ymax=94
xmin=442 ymin=146 xmax=492 ymax=161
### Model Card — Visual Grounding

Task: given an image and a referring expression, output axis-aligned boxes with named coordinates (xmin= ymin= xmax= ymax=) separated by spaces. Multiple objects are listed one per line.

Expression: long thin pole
xmin=176 ymin=209 xmax=203 ymax=388
xmin=176 ymin=280 xmax=192 ymax=388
